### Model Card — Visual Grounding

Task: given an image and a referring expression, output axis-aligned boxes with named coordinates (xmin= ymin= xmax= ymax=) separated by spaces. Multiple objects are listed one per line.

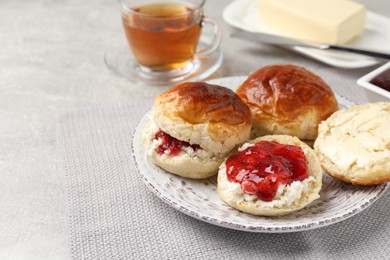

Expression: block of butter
xmin=259 ymin=0 xmax=366 ymax=44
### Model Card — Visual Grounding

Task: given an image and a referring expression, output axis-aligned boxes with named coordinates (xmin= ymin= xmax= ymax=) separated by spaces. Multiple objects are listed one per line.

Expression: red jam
xmin=226 ymin=141 xmax=308 ymax=202
xmin=155 ymin=129 xmax=201 ymax=156
xmin=370 ymin=68 xmax=390 ymax=92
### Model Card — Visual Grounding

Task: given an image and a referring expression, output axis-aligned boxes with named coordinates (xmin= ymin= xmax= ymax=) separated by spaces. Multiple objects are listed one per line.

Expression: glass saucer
xmin=104 ymin=39 xmax=223 ymax=87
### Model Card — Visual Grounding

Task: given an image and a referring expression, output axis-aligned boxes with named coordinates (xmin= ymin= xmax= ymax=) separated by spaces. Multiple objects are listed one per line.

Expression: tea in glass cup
xmin=120 ymin=0 xmax=220 ymax=75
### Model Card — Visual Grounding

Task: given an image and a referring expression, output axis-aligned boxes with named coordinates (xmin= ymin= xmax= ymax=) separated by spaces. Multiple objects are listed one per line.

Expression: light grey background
xmin=0 ymin=0 xmax=389 ymax=259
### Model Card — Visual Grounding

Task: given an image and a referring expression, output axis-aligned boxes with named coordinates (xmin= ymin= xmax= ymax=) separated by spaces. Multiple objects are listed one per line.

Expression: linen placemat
xmin=57 ymin=98 xmax=390 ymax=260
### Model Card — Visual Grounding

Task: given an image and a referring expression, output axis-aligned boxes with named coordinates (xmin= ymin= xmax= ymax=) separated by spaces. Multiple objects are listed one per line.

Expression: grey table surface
xmin=0 ymin=0 xmax=389 ymax=259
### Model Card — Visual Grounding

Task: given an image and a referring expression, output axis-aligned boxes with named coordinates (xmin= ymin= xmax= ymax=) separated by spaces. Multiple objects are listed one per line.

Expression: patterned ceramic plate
xmin=132 ymin=76 xmax=388 ymax=233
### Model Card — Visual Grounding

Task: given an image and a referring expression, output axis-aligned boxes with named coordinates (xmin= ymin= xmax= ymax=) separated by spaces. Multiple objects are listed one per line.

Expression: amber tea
xmin=122 ymin=2 xmax=202 ymax=71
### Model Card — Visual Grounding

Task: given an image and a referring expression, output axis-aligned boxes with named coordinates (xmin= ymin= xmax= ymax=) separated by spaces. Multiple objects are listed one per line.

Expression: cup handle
xmin=194 ymin=16 xmax=222 ymax=59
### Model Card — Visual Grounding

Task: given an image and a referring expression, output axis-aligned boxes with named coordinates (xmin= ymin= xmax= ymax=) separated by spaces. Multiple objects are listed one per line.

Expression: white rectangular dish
xmin=223 ymin=0 xmax=390 ymax=69
xmin=357 ymin=62 xmax=390 ymax=102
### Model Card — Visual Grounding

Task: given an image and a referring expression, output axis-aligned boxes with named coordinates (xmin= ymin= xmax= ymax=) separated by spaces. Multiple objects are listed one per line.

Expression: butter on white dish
xmin=258 ymin=0 xmax=366 ymax=44
xmin=314 ymin=102 xmax=390 ymax=186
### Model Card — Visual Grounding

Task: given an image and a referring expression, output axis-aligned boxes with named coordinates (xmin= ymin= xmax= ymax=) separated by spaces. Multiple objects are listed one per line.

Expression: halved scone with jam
xmin=143 ymin=81 xmax=252 ymax=179
xmin=218 ymin=135 xmax=322 ymax=216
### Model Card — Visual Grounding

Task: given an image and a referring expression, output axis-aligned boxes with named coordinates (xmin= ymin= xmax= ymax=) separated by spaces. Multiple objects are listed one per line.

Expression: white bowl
xmin=357 ymin=62 xmax=390 ymax=102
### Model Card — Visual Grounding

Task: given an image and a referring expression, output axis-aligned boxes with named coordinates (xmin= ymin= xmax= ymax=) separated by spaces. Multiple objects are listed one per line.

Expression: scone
xmin=314 ymin=102 xmax=390 ymax=186
xmin=143 ymin=81 xmax=252 ymax=179
xmin=218 ymin=135 xmax=322 ymax=216
xmin=236 ymin=64 xmax=338 ymax=142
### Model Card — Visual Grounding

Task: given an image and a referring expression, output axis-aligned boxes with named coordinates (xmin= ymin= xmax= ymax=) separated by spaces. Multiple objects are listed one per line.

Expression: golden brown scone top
xmin=155 ymin=81 xmax=251 ymax=126
xmin=236 ymin=64 xmax=338 ymax=124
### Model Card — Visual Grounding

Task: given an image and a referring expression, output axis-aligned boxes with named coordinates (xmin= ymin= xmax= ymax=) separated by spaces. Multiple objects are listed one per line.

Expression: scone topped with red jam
xmin=218 ymin=135 xmax=322 ymax=216
xmin=143 ymin=82 xmax=252 ymax=179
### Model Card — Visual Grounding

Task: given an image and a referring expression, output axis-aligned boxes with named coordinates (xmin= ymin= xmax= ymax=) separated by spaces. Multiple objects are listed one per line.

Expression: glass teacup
xmin=120 ymin=0 xmax=221 ymax=79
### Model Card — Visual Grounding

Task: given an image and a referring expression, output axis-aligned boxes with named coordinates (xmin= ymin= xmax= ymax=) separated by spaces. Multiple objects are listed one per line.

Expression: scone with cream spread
xmin=314 ymin=102 xmax=390 ymax=185
xmin=143 ymin=82 xmax=252 ymax=179
xmin=218 ymin=135 xmax=322 ymax=216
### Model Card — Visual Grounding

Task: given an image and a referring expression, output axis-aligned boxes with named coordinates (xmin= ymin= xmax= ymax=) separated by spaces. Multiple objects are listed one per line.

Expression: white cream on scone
xmin=315 ymin=103 xmax=390 ymax=170
xmin=314 ymin=102 xmax=390 ymax=185
xmin=219 ymin=161 xmax=316 ymax=208
xmin=217 ymin=135 xmax=322 ymax=216
xmin=143 ymin=82 xmax=252 ymax=179
xmin=144 ymin=115 xmax=225 ymax=162
xmin=143 ymin=111 xmax=229 ymax=179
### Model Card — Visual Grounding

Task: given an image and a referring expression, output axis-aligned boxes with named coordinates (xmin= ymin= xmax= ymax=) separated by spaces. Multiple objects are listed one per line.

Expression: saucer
xmin=104 ymin=39 xmax=223 ymax=87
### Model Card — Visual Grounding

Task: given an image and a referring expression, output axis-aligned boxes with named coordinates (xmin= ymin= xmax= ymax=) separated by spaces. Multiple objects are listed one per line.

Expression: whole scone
xmin=236 ymin=64 xmax=338 ymax=141
xmin=143 ymin=81 xmax=252 ymax=179
xmin=314 ymin=102 xmax=390 ymax=186
xmin=218 ymin=135 xmax=322 ymax=216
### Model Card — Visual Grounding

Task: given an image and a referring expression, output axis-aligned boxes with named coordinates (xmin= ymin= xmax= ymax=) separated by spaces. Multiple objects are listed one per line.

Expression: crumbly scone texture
xmin=143 ymin=117 xmax=226 ymax=179
xmin=314 ymin=102 xmax=390 ymax=186
xmin=249 ymin=109 xmax=323 ymax=141
xmin=218 ymin=135 xmax=322 ymax=216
